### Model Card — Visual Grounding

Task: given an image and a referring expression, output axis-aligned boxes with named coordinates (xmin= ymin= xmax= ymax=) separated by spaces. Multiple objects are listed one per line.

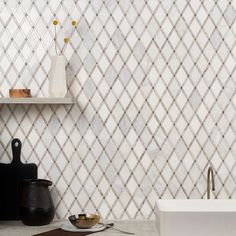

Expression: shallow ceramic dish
xmin=68 ymin=213 xmax=100 ymax=229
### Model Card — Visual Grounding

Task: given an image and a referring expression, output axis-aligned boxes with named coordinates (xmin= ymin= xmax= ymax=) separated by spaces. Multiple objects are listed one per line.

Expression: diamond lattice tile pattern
xmin=1 ymin=0 xmax=236 ymax=219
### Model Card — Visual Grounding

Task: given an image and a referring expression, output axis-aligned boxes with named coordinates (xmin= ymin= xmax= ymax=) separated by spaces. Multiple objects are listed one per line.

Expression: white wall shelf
xmin=0 ymin=97 xmax=75 ymax=104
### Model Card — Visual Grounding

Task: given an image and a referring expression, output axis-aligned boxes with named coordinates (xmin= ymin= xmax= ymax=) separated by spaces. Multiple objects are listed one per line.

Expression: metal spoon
xmin=103 ymin=223 xmax=135 ymax=235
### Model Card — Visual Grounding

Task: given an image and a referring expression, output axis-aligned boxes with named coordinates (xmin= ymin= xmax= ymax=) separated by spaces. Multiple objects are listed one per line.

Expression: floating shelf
xmin=0 ymin=97 xmax=75 ymax=104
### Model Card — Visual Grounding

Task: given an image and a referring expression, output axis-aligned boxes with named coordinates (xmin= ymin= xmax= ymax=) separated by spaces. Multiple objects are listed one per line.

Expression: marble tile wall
xmin=0 ymin=0 xmax=236 ymax=219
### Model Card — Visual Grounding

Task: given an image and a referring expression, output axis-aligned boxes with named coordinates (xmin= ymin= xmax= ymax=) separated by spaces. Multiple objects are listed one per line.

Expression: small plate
xmin=61 ymin=222 xmax=106 ymax=232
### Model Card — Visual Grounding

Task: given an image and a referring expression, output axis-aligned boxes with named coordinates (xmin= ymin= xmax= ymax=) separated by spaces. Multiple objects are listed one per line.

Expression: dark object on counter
xmin=0 ymin=138 xmax=38 ymax=220
xmin=20 ymin=179 xmax=55 ymax=226
xmin=33 ymin=229 xmax=95 ymax=236
xmin=33 ymin=224 xmax=135 ymax=236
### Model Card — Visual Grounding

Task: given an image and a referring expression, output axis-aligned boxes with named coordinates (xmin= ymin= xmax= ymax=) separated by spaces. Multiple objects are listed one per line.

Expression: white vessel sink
xmin=155 ymin=199 xmax=236 ymax=236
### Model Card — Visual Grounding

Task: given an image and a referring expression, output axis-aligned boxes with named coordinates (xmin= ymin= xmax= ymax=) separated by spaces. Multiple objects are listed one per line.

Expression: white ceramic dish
xmin=61 ymin=222 xmax=106 ymax=232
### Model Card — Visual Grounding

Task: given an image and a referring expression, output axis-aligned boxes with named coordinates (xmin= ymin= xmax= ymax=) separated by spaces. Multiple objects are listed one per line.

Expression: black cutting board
xmin=0 ymin=138 xmax=38 ymax=220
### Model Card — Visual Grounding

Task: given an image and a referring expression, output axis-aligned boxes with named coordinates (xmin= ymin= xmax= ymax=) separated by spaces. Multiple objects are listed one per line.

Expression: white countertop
xmin=0 ymin=220 xmax=158 ymax=236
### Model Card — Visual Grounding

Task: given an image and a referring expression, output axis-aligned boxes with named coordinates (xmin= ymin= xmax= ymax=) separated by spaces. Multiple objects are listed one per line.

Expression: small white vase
xmin=48 ymin=55 xmax=67 ymax=97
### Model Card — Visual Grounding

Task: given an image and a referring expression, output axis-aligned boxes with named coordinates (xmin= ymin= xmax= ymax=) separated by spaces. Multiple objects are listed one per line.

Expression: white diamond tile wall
xmin=0 ymin=0 xmax=236 ymax=219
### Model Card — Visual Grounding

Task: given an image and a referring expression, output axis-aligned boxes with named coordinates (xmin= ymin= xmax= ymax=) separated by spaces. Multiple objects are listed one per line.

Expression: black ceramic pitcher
xmin=19 ymin=179 xmax=55 ymax=226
